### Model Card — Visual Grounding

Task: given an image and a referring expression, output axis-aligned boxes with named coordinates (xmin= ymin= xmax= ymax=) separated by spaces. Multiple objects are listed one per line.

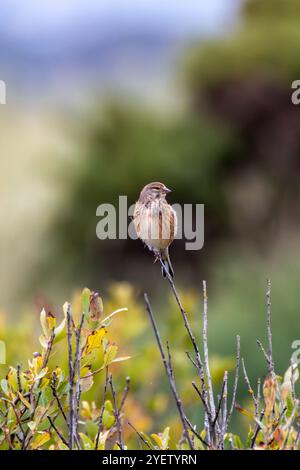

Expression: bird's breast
xmin=134 ymin=200 xmax=177 ymax=250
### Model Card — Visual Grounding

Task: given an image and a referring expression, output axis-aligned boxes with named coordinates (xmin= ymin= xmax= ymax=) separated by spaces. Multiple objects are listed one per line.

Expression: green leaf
xmin=79 ymin=432 xmax=94 ymax=450
xmin=27 ymin=421 xmax=37 ymax=432
xmin=82 ymin=288 xmax=91 ymax=317
xmin=85 ymin=420 xmax=98 ymax=440
xmin=102 ymin=402 xmax=115 ymax=429
xmin=161 ymin=426 xmax=170 ymax=449
xmin=1 ymin=379 xmax=9 ymax=395
xmin=104 ymin=344 xmax=118 ymax=366
xmin=40 ymin=308 xmax=49 ymax=337
xmin=53 ymin=318 xmax=67 ymax=344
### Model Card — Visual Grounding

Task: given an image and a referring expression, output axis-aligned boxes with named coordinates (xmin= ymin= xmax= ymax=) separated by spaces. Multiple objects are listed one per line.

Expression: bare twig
xmin=158 ymin=259 xmax=207 ymax=397
xmin=191 ymin=381 xmax=213 ymax=424
xmin=127 ymin=420 xmax=152 ymax=449
xmin=144 ymin=293 xmax=194 ymax=449
xmin=109 ymin=374 xmax=124 ymax=450
xmin=290 ymin=358 xmax=296 ymax=401
xmin=66 ymin=303 xmax=75 ymax=450
xmin=202 ymin=281 xmax=215 ymax=420
xmin=251 ymin=409 xmax=265 ymax=449
xmin=73 ymin=312 xmax=85 ymax=449
xmin=119 ymin=377 xmax=131 ymax=413
xmin=256 ymin=378 xmax=261 ymax=418
xmin=227 ymin=335 xmax=240 ymax=427
xmin=11 ymin=402 xmax=26 ymax=448
xmin=47 ymin=416 xmax=69 ymax=448
xmin=95 ymin=367 xmax=109 ymax=450
xmin=213 ymin=372 xmax=227 ymax=428
xmin=282 ymin=400 xmax=299 ymax=449
xmin=266 ymin=280 xmax=275 ymax=377
xmin=41 ymin=330 xmax=55 ymax=370
xmin=218 ymin=371 xmax=228 ymax=449
xmin=241 ymin=358 xmax=258 ymax=409
xmin=184 ymin=415 xmax=209 ymax=448
xmin=50 ymin=372 xmax=68 ymax=423
xmin=17 ymin=365 xmax=22 ymax=393
xmin=256 ymin=340 xmax=272 ymax=372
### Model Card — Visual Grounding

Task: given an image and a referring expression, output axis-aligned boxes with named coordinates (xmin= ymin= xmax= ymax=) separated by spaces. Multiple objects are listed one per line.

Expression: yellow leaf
xmin=151 ymin=433 xmax=163 ymax=449
xmin=235 ymin=403 xmax=254 ymax=420
xmin=85 ymin=328 xmax=106 ymax=355
xmin=30 ymin=431 xmax=51 ymax=449
xmin=46 ymin=312 xmax=56 ymax=332
xmin=18 ymin=392 xmax=31 ymax=409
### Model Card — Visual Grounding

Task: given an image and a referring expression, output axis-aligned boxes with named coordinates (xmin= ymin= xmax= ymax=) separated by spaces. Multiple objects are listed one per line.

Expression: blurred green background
xmin=1 ymin=0 xmax=300 ymax=440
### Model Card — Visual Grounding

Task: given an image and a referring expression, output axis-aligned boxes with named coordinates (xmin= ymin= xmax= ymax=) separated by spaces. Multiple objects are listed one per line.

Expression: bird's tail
xmin=161 ymin=248 xmax=174 ymax=278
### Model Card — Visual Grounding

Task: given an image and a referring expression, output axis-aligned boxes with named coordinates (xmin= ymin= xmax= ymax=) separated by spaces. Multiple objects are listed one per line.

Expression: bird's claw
xmin=153 ymin=253 xmax=160 ymax=264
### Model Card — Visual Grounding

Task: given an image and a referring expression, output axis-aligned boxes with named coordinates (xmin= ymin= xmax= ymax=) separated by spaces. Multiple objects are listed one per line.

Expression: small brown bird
xmin=133 ymin=182 xmax=178 ymax=277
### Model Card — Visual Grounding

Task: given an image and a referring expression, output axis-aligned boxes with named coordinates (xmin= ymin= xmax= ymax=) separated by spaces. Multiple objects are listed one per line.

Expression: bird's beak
xmin=164 ymin=187 xmax=172 ymax=193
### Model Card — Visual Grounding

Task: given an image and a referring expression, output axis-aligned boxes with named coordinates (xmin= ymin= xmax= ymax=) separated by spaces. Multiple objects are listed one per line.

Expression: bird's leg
xmin=153 ymin=250 xmax=161 ymax=264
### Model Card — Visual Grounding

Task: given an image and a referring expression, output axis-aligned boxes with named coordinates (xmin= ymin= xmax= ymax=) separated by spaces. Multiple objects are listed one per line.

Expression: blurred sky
xmin=0 ymin=0 xmax=241 ymax=102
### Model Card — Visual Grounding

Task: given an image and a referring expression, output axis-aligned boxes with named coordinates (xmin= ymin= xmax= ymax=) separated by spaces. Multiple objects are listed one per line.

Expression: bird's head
xmin=140 ymin=182 xmax=172 ymax=201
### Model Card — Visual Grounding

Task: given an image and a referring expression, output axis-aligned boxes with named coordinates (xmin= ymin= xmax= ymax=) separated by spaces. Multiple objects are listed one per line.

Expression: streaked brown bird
xmin=133 ymin=182 xmax=178 ymax=277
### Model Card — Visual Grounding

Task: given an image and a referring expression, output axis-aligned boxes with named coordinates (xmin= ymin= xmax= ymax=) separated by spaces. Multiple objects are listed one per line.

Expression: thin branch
xmin=218 ymin=371 xmax=228 ymax=449
xmin=50 ymin=373 xmax=68 ymax=423
xmin=202 ymin=281 xmax=215 ymax=419
xmin=73 ymin=312 xmax=85 ymax=449
xmin=109 ymin=374 xmax=124 ymax=450
xmin=119 ymin=376 xmax=131 ymax=413
xmin=47 ymin=416 xmax=69 ymax=448
xmin=127 ymin=420 xmax=152 ymax=449
xmin=17 ymin=365 xmax=22 ymax=393
xmin=191 ymin=381 xmax=213 ymax=424
xmin=41 ymin=329 xmax=55 ymax=370
xmin=266 ymin=280 xmax=275 ymax=377
xmin=256 ymin=378 xmax=261 ymax=417
xmin=11 ymin=402 xmax=26 ymax=448
xmin=95 ymin=367 xmax=109 ymax=450
xmin=158 ymin=258 xmax=207 ymax=399
xmin=241 ymin=358 xmax=258 ymax=409
xmin=227 ymin=335 xmax=240 ymax=426
xmin=184 ymin=415 xmax=210 ymax=449
xmin=251 ymin=409 xmax=265 ymax=449
xmin=66 ymin=303 xmax=74 ymax=450
xmin=282 ymin=400 xmax=299 ymax=449
xmin=257 ymin=340 xmax=272 ymax=372
xmin=144 ymin=293 xmax=194 ymax=450
xmin=290 ymin=358 xmax=296 ymax=401
xmin=213 ymin=371 xmax=227 ymax=428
